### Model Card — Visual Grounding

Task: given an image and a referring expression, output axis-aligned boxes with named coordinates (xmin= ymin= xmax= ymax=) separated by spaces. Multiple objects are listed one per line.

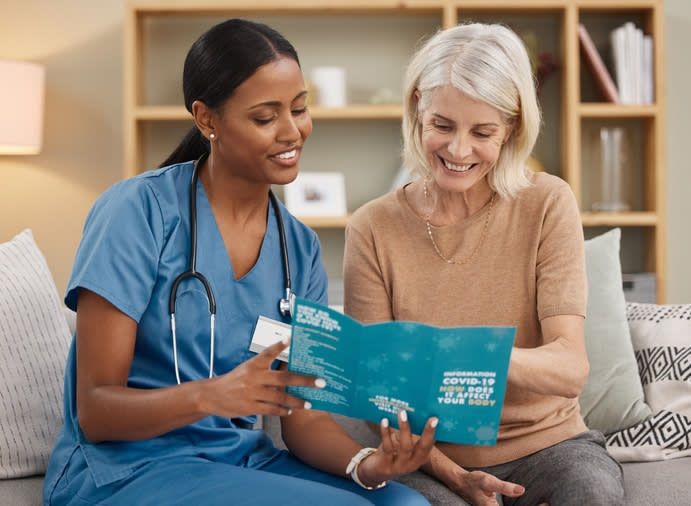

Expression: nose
xmin=448 ymin=132 xmax=473 ymax=160
xmin=277 ymin=112 xmax=301 ymax=144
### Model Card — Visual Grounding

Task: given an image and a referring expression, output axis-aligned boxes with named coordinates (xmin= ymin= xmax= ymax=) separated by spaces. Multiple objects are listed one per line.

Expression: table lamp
xmin=0 ymin=60 xmax=45 ymax=155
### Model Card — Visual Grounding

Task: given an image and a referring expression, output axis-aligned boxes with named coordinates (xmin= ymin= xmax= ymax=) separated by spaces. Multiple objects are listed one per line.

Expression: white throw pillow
xmin=579 ymin=228 xmax=651 ymax=434
xmin=606 ymin=303 xmax=691 ymax=462
xmin=0 ymin=229 xmax=71 ymax=478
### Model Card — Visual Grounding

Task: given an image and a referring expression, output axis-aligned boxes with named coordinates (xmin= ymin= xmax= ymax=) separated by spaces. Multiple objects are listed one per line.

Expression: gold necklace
xmin=422 ymin=180 xmax=496 ymax=265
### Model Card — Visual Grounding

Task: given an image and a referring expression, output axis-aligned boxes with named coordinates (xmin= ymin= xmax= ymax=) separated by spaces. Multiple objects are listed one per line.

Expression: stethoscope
xmin=168 ymin=153 xmax=294 ymax=384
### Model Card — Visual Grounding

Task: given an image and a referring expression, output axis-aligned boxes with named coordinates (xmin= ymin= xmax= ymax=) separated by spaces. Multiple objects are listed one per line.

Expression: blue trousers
xmin=48 ymin=448 xmax=429 ymax=506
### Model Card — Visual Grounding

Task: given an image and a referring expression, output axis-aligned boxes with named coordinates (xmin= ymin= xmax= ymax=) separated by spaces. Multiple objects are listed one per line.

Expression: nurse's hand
xmin=355 ymin=411 xmax=438 ymax=485
xmin=199 ymin=338 xmax=324 ymax=419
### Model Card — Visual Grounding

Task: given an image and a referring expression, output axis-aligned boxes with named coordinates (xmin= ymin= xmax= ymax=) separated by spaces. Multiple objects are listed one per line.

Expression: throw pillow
xmin=606 ymin=303 xmax=691 ymax=462
xmin=578 ymin=228 xmax=652 ymax=434
xmin=0 ymin=229 xmax=71 ymax=478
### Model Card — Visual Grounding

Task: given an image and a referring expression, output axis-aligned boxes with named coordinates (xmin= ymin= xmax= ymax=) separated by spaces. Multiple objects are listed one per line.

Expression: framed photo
xmin=284 ymin=172 xmax=347 ymax=217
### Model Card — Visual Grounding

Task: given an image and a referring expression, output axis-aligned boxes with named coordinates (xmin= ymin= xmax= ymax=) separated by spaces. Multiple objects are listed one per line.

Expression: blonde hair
xmin=402 ymin=23 xmax=541 ymax=200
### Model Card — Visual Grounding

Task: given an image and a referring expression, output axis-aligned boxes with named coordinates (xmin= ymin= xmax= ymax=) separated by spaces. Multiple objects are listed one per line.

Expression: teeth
xmin=275 ymin=149 xmax=297 ymax=160
xmin=442 ymin=158 xmax=474 ymax=172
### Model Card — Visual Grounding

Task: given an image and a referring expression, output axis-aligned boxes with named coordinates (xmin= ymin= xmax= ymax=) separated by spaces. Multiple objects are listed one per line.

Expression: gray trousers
xmin=463 ymin=430 xmax=625 ymax=506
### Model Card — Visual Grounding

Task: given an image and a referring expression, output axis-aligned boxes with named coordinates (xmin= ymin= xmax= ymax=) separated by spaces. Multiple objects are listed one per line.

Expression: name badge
xmin=249 ymin=316 xmax=291 ymax=363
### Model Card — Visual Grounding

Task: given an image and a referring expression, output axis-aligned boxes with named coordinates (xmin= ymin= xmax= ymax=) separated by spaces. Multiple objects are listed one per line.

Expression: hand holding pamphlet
xmin=280 ymin=299 xmax=515 ymax=446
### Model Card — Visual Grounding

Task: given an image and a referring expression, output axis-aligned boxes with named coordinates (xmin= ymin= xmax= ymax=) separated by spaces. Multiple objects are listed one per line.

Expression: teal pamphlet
xmin=287 ymin=298 xmax=516 ymax=446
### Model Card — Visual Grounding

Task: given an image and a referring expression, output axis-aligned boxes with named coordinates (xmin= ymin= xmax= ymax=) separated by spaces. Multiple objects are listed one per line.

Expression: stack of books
xmin=578 ymin=23 xmax=654 ymax=104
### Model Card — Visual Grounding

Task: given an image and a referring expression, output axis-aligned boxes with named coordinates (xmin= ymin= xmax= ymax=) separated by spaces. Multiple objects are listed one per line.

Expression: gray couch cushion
xmin=264 ymin=415 xmax=691 ymax=506
xmin=0 ymin=476 xmax=43 ymax=505
xmin=622 ymin=459 xmax=691 ymax=506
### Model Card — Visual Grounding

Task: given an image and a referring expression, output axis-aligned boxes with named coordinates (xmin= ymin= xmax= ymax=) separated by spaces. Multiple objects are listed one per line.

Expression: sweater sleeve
xmin=343 ymin=212 xmax=393 ymax=324
xmin=535 ymin=181 xmax=587 ymax=320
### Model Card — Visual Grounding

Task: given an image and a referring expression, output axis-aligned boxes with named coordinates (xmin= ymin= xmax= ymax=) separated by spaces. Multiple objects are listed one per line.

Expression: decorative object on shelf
xmin=592 ymin=127 xmax=630 ymax=212
xmin=284 ymin=172 xmax=347 ymax=217
xmin=310 ymin=66 xmax=346 ymax=107
xmin=519 ymin=30 xmax=558 ymax=96
xmin=0 ymin=60 xmax=45 ymax=155
xmin=369 ymin=87 xmax=401 ymax=105
xmin=578 ymin=24 xmax=620 ymax=103
xmin=622 ymin=273 xmax=656 ymax=304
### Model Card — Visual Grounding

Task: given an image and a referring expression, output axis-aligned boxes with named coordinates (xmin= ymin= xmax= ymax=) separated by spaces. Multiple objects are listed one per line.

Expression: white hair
xmin=402 ymin=23 xmax=541 ymax=199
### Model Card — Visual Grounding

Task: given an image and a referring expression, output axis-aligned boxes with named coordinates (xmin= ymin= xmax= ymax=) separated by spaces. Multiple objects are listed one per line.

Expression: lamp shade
xmin=0 ymin=60 xmax=45 ymax=155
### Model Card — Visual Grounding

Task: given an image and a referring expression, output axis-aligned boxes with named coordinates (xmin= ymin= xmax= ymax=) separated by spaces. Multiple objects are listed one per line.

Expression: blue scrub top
xmin=44 ymin=161 xmax=328 ymax=491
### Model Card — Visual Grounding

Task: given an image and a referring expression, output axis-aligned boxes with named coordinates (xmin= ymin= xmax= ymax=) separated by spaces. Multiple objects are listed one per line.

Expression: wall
xmin=1 ymin=0 xmax=689 ymax=302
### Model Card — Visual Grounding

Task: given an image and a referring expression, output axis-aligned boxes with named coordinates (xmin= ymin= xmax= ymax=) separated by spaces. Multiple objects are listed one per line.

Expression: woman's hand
xmin=355 ymin=410 xmax=438 ymax=486
xmin=199 ymin=338 xmax=324 ymax=418
xmin=444 ymin=469 xmax=525 ymax=506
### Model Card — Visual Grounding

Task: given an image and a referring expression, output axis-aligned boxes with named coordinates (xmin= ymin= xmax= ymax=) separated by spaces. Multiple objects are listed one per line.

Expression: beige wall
xmin=1 ymin=0 xmax=690 ymax=302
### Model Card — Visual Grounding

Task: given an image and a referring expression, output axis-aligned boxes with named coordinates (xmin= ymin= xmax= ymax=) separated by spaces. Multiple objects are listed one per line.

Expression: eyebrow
xmin=431 ymin=113 xmax=500 ymax=128
xmin=249 ymin=90 xmax=308 ymax=110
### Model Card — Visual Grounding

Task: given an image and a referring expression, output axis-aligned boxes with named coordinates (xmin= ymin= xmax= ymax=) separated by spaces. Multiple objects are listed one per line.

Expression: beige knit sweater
xmin=343 ymin=171 xmax=588 ymax=467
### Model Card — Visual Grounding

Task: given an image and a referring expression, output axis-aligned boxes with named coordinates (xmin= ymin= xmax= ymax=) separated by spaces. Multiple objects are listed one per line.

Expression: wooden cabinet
xmin=125 ymin=0 xmax=666 ymax=301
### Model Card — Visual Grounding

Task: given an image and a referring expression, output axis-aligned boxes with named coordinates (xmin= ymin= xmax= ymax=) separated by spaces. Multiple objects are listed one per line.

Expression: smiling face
xmin=420 ymin=85 xmax=510 ymax=196
xmin=208 ymin=56 xmax=312 ymax=186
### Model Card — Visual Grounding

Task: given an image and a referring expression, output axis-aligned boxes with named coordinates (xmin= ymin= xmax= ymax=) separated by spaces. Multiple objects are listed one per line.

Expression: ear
xmin=191 ymin=100 xmax=215 ymax=140
xmin=413 ymin=88 xmax=421 ymax=107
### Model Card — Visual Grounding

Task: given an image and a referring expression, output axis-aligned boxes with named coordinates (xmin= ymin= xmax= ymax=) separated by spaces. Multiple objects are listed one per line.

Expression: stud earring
xmin=209 ymin=132 xmax=216 ymax=141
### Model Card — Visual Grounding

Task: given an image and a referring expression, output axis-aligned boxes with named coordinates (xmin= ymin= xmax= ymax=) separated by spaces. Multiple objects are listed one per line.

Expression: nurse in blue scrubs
xmin=43 ymin=19 xmax=439 ymax=506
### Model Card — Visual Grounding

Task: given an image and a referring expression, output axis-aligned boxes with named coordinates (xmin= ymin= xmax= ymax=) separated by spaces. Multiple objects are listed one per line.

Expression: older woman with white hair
xmin=344 ymin=23 xmax=625 ymax=506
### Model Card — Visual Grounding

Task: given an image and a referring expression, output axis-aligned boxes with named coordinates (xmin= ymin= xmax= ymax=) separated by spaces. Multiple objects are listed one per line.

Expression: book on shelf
xmin=283 ymin=298 xmax=516 ymax=445
xmin=578 ymin=24 xmax=620 ymax=103
xmin=610 ymin=22 xmax=654 ymax=105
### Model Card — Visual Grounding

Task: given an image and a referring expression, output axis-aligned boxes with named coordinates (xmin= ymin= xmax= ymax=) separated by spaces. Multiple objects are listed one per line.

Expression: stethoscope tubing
xmin=168 ymin=153 xmax=293 ymax=384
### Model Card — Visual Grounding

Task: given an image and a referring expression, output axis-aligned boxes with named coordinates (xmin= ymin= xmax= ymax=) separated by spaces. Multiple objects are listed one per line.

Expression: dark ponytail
xmin=159 ymin=19 xmax=300 ymax=168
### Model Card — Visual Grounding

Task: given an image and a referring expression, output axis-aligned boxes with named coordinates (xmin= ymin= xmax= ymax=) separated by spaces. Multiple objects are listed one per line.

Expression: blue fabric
xmin=43 ymin=162 xmax=337 ymax=504
xmin=48 ymin=448 xmax=429 ymax=506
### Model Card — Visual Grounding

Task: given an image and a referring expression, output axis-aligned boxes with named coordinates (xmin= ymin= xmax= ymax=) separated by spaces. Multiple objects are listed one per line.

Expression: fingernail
xmin=287 ymin=409 xmax=293 ymax=416
xmin=304 ymin=401 xmax=312 ymax=410
xmin=381 ymin=417 xmax=389 ymax=428
xmin=400 ymin=410 xmax=408 ymax=422
xmin=315 ymin=378 xmax=327 ymax=389
xmin=281 ymin=337 xmax=290 ymax=346
xmin=430 ymin=417 xmax=439 ymax=428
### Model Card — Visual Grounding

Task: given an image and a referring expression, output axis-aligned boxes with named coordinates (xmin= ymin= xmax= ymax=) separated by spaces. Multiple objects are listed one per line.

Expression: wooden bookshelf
xmin=125 ymin=0 xmax=666 ymax=301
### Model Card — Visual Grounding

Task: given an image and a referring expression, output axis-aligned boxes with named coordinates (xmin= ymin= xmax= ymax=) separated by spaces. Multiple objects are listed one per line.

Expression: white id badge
xmin=249 ymin=316 xmax=292 ymax=362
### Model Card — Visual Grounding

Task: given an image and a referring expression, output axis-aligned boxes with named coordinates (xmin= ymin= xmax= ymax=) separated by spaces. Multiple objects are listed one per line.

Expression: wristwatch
xmin=345 ymin=447 xmax=388 ymax=490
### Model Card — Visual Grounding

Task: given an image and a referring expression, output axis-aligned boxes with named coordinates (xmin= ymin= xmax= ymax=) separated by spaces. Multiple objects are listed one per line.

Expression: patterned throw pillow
xmin=606 ymin=303 xmax=691 ymax=462
xmin=0 ymin=229 xmax=71 ymax=478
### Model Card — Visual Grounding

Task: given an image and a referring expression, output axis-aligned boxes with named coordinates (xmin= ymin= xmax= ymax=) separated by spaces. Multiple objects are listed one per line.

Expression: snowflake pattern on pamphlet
xmin=467 ymin=421 xmax=498 ymax=446
xmin=438 ymin=335 xmax=460 ymax=352
xmin=399 ymin=351 xmax=414 ymax=362
xmin=441 ymin=418 xmax=460 ymax=433
xmin=485 ymin=340 xmax=499 ymax=352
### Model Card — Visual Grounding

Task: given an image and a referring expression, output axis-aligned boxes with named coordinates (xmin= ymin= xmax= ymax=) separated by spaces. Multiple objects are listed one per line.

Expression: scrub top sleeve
xmin=65 ymin=180 xmax=165 ymax=323
xmin=304 ymin=232 xmax=328 ymax=307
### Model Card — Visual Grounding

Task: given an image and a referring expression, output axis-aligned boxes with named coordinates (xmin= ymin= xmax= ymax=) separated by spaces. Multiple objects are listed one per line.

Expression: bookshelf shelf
xmin=579 ymin=103 xmax=658 ymax=117
xmin=581 ymin=212 xmax=657 ymax=227
xmin=299 ymin=216 xmax=350 ymax=228
xmin=126 ymin=0 xmax=666 ymax=301
xmin=134 ymin=105 xmax=402 ymax=121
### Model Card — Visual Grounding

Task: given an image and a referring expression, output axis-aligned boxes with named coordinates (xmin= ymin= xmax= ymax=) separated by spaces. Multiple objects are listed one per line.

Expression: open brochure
xmin=284 ymin=298 xmax=515 ymax=446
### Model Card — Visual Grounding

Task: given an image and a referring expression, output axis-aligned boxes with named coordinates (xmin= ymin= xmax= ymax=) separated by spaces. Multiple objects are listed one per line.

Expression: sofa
xmin=1 ymin=229 xmax=690 ymax=505
xmin=2 ymin=307 xmax=690 ymax=505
